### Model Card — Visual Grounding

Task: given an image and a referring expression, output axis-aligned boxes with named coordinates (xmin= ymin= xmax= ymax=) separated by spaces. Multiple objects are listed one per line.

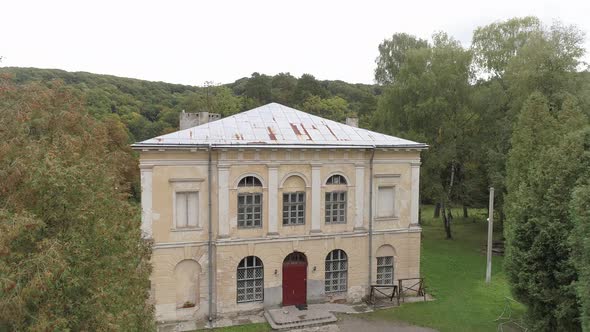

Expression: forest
xmin=1 ymin=16 xmax=589 ymax=331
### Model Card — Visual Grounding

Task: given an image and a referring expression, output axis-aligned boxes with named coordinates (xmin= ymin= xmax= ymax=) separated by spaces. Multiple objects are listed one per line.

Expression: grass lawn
xmin=362 ymin=205 xmax=524 ymax=331
xmin=208 ymin=323 xmax=271 ymax=332
xmin=207 ymin=206 xmax=523 ymax=332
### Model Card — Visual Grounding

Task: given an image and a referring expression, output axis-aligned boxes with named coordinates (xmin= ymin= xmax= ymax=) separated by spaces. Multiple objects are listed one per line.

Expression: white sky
xmin=1 ymin=0 xmax=589 ymax=85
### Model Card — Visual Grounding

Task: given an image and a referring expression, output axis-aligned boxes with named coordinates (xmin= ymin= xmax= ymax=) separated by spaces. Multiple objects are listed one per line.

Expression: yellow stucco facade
xmin=138 ymin=147 xmax=422 ymax=325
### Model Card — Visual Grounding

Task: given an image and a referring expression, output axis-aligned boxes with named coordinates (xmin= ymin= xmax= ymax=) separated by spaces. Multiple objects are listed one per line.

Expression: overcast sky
xmin=2 ymin=0 xmax=589 ymax=85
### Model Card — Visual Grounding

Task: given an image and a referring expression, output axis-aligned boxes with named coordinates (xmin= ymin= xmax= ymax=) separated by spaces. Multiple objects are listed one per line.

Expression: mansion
xmin=132 ymin=103 xmax=426 ymax=327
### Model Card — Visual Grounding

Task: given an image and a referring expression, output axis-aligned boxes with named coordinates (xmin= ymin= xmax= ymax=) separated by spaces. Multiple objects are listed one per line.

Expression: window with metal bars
xmin=325 ymin=249 xmax=348 ymax=293
xmin=237 ymin=256 xmax=264 ymax=303
xmin=238 ymin=193 xmax=262 ymax=228
xmin=326 ymin=174 xmax=347 ymax=185
xmin=376 ymin=256 xmax=394 ymax=285
xmin=325 ymin=191 xmax=346 ymax=224
xmin=238 ymin=176 xmax=262 ymax=187
xmin=283 ymin=192 xmax=305 ymax=225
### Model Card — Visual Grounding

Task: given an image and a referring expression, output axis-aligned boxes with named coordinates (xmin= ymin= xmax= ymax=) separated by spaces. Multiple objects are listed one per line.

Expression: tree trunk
xmin=434 ymin=202 xmax=441 ymax=218
xmin=442 ymin=161 xmax=456 ymax=239
xmin=418 ymin=206 xmax=422 ymax=225
xmin=463 ymin=205 xmax=468 ymax=218
xmin=442 ymin=201 xmax=452 ymax=239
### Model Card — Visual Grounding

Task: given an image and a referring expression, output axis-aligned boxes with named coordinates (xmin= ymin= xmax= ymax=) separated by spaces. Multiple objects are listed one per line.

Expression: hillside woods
xmin=1 ymin=16 xmax=590 ymax=331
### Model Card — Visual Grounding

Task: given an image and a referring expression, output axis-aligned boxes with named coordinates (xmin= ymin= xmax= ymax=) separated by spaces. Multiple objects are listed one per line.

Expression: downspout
xmin=368 ymin=146 xmax=376 ymax=290
xmin=207 ymin=144 xmax=214 ymax=322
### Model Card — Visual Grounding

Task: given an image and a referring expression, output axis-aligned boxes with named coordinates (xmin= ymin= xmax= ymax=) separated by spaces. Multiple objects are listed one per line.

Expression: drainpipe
xmin=368 ymin=146 xmax=376 ymax=291
xmin=207 ymin=144 xmax=214 ymax=322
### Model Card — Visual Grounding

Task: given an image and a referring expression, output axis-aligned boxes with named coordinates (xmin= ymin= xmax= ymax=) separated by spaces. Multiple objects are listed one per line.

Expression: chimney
xmin=179 ymin=110 xmax=221 ymax=130
xmin=346 ymin=117 xmax=358 ymax=128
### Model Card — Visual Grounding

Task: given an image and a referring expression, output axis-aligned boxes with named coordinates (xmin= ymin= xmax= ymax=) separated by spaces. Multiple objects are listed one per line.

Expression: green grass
xmin=362 ymin=205 xmax=524 ymax=331
xmin=206 ymin=206 xmax=523 ymax=332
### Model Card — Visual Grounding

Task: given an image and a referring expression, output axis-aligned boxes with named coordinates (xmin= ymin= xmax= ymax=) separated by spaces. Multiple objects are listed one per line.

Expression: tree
xmin=271 ymin=72 xmax=297 ymax=104
xmin=504 ymin=22 xmax=586 ymax=113
xmin=505 ymin=92 xmax=588 ymax=331
xmin=373 ymin=32 xmax=474 ymax=239
xmin=570 ymin=172 xmax=590 ymax=331
xmin=374 ymin=33 xmax=429 ymax=85
xmin=0 ymin=78 xmax=154 ymax=331
xmin=470 ymin=17 xmax=587 ymax=225
xmin=471 ymin=16 xmax=542 ymax=77
xmin=181 ymin=85 xmax=241 ymax=117
xmin=301 ymin=95 xmax=351 ymax=122
xmin=293 ymin=74 xmax=328 ymax=105
xmin=244 ymin=72 xmax=272 ymax=104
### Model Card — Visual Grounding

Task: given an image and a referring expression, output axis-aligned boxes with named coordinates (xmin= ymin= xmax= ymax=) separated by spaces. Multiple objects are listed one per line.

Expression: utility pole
xmin=486 ymin=187 xmax=495 ymax=283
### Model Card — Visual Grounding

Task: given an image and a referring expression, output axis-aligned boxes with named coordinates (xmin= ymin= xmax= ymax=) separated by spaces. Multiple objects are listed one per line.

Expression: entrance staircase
xmin=264 ymin=305 xmax=337 ymax=330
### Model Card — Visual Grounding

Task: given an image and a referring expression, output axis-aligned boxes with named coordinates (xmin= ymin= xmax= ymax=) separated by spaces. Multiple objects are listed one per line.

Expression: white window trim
xmin=170 ymin=179 xmax=204 ymax=232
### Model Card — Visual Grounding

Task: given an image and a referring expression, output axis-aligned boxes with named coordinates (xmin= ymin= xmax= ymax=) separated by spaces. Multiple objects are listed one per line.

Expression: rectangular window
xmin=377 ymin=186 xmax=395 ymax=218
xmin=176 ymin=192 xmax=199 ymax=228
xmin=325 ymin=191 xmax=347 ymax=224
xmin=376 ymin=256 xmax=394 ymax=285
xmin=237 ymin=193 xmax=262 ymax=228
xmin=282 ymin=192 xmax=305 ymax=225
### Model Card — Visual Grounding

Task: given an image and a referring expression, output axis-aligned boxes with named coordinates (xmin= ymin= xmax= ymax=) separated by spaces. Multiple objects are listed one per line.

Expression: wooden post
xmin=486 ymin=187 xmax=495 ymax=283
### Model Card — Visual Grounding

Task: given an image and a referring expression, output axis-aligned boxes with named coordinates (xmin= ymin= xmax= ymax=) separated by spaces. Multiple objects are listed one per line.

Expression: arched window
xmin=237 ymin=256 xmax=264 ymax=303
xmin=282 ymin=175 xmax=306 ymax=226
xmin=326 ymin=174 xmax=347 ymax=185
xmin=238 ymin=176 xmax=262 ymax=187
xmin=325 ymin=175 xmax=347 ymax=224
xmin=376 ymin=245 xmax=395 ymax=285
xmin=237 ymin=176 xmax=263 ymax=228
xmin=325 ymin=249 xmax=348 ymax=293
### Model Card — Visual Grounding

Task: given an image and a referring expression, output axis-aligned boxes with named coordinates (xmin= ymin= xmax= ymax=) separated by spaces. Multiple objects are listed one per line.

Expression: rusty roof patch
xmin=267 ymin=126 xmax=277 ymax=140
xmin=300 ymin=123 xmax=312 ymax=141
xmin=290 ymin=123 xmax=303 ymax=138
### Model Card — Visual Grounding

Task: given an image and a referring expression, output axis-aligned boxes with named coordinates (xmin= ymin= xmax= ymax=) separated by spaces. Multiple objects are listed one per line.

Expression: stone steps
xmin=264 ymin=306 xmax=337 ymax=330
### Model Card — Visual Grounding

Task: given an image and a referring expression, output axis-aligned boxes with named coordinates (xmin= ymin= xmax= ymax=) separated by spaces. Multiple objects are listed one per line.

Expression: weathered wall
xmin=139 ymin=147 xmax=422 ymax=323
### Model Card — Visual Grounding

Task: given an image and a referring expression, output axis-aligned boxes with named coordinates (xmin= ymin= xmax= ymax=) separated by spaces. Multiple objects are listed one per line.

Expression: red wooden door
xmin=282 ymin=252 xmax=307 ymax=306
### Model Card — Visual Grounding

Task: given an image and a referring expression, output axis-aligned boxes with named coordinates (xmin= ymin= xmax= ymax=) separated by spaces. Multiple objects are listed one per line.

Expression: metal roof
xmin=133 ymin=103 xmax=427 ymax=149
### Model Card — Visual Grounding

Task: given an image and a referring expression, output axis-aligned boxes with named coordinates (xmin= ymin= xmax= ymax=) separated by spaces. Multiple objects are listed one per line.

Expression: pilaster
xmin=311 ymin=163 xmax=322 ymax=233
xmin=354 ymin=164 xmax=365 ymax=230
xmin=410 ymin=161 xmax=421 ymax=226
xmin=267 ymin=164 xmax=279 ymax=236
xmin=140 ymin=164 xmax=154 ymax=239
xmin=218 ymin=164 xmax=230 ymax=238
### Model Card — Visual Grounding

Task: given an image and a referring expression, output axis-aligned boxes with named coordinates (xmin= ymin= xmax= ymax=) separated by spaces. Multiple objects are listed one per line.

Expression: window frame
xmin=237 ymin=192 xmax=263 ymax=228
xmin=325 ymin=191 xmax=347 ymax=224
xmin=325 ymin=249 xmax=348 ymax=293
xmin=238 ymin=176 xmax=263 ymax=187
xmin=282 ymin=191 xmax=306 ymax=226
xmin=174 ymin=191 xmax=200 ymax=229
xmin=376 ymin=256 xmax=394 ymax=285
xmin=326 ymin=174 xmax=347 ymax=185
xmin=236 ymin=256 xmax=264 ymax=303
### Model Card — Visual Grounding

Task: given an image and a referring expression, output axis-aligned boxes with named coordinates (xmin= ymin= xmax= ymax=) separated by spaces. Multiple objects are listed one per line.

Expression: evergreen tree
xmin=570 ymin=129 xmax=590 ymax=332
xmin=505 ymin=92 xmax=588 ymax=331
